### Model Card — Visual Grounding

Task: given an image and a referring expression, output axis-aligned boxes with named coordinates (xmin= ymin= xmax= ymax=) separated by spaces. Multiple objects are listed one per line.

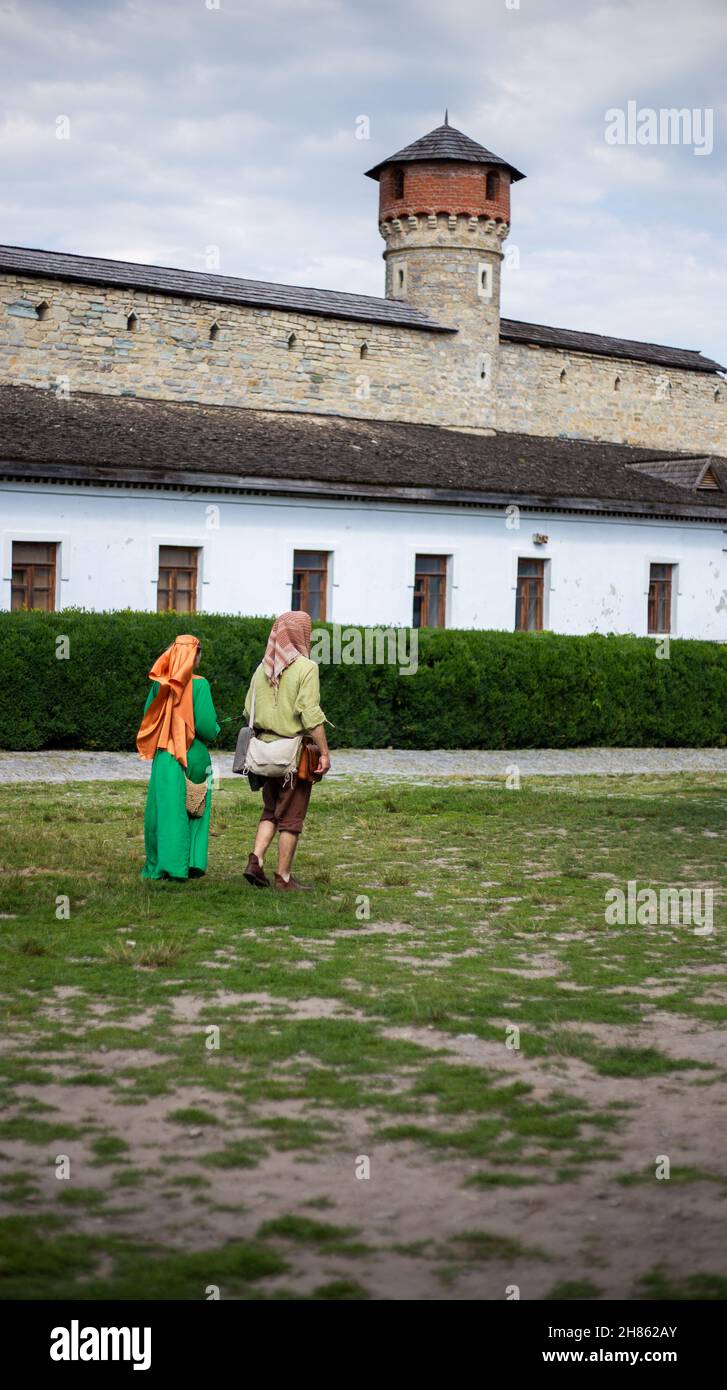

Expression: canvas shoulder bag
xmin=244 ymin=727 xmax=302 ymax=780
xmin=232 ymin=685 xmax=256 ymax=775
xmin=233 ymin=679 xmax=302 ymax=781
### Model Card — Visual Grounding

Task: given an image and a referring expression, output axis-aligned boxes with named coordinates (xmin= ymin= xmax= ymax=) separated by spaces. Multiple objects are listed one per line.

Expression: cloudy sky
xmin=0 ymin=0 xmax=725 ymax=363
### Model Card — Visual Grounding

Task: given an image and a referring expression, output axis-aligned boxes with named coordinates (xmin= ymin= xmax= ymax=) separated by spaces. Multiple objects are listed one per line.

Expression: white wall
xmin=2 ymin=482 xmax=727 ymax=639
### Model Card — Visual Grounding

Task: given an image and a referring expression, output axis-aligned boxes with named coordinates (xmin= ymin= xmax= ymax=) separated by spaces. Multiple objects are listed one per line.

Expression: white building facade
xmin=3 ymin=472 xmax=726 ymax=639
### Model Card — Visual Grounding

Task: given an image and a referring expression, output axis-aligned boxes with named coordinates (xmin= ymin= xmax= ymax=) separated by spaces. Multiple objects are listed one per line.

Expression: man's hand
xmin=308 ymin=723 xmax=330 ymax=776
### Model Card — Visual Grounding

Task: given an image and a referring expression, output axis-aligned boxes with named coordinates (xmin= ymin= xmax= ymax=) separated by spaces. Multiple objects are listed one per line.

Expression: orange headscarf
xmin=262 ymin=610 xmax=312 ymax=688
xmin=136 ymin=634 xmax=200 ymax=767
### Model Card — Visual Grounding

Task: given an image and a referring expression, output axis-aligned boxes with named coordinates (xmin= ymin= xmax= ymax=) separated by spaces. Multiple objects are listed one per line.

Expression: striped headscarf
xmin=262 ymin=610 xmax=312 ymax=688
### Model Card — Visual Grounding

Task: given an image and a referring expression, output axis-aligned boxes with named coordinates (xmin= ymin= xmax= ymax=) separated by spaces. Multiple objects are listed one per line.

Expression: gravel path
xmin=0 ymin=747 xmax=726 ymax=784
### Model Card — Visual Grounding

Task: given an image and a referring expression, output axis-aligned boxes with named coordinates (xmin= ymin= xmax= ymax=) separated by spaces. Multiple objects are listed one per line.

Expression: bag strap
xmin=248 ymin=682 xmax=256 ymax=730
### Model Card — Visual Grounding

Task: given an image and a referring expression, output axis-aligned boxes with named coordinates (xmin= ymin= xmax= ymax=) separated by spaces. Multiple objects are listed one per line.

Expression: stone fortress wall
xmin=0 ymin=265 xmax=725 ymax=453
xmin=497 ymin=341 xmax=727 ymax=454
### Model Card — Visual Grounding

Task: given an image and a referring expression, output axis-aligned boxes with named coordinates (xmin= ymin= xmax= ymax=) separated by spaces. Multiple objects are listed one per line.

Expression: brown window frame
xmin=157 ymin=546 xmax=200 ymax=614
xmin=515 ymin=557 xmax=545 ymax=632
xmin=647 ymin=563 xmax=674 ymax=634
xmin=11 ymin=540 xmax=58 ymax=612
xmin=291 ymin=550 xmax=329 ymax=621
xmin=413 ymin=554 xmax=448 ymax=629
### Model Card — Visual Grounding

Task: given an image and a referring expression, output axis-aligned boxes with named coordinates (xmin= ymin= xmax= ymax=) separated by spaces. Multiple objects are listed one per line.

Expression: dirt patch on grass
xmin=3 ymin=1002 xmax=727 ymax=1299
xmin=167 ymin=992 xmax=368 ymax=1023
xmin=327 ymin=922 xmax=419 ymax=939
xmin=4 ymin=1087 xmax=725 ymax=1300
xmin=556 ymin=1013 xmax=726 ymax=1067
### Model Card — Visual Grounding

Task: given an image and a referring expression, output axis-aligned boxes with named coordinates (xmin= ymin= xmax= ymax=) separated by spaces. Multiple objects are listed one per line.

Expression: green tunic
xmin=243 ymin=658 xmax=326 ymax=742
xmin=141 ymin=675 xmax=220 ymax=881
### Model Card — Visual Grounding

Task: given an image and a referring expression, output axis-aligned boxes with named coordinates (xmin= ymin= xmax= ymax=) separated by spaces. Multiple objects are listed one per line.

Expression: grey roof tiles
xmin=500 ymin=317 xmax=725 ymax=374
xmin=0 ymin=244 xmax=451 ymax=333
xmin=364 ymin=122 xmax=526 ymax=181
xmin=2 ymin=384 xmax=726 ymax=519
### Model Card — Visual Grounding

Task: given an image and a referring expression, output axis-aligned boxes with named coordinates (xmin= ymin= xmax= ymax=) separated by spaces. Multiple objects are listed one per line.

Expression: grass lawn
xmin=0 ymin=771 xmax=726 ymax=1301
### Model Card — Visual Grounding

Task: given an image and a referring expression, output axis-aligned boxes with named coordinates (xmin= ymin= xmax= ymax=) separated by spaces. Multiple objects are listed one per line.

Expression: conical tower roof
xmin=364 ymin=118 xmax=525 ymax=182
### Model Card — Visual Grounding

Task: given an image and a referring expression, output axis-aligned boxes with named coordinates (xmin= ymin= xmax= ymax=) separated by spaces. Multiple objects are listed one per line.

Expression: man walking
xmin=243 ymin=610 xmax=330 ymax=891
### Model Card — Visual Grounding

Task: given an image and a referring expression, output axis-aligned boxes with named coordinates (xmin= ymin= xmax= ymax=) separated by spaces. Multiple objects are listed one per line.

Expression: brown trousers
xmin=260 ymin=775 xmax=312 ymax=834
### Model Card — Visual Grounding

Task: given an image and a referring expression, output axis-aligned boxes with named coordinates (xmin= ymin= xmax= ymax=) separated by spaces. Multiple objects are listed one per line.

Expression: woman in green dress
xmin=136 ymin=634 xmax=220 ymax=880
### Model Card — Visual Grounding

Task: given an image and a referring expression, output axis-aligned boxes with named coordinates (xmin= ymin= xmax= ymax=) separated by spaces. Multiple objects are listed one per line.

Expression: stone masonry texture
xmin=1 ymin=241 xmax=726 ymax=450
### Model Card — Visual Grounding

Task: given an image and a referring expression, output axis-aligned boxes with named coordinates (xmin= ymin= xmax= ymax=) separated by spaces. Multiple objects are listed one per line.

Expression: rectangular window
xmin=11 ymin=541 xmax=58 ymax=611
xmin=413 ymin=554 xmax=448 ymax=628
xmin=648 ymin=563 xmax=673 ymax=634
xmin=157 ymin=546 xmax=199 ymax=613
xmin=515 ymin=557 xmax=545 ymax=631
xmin=292 ymin=550 xmax=328 ymax=621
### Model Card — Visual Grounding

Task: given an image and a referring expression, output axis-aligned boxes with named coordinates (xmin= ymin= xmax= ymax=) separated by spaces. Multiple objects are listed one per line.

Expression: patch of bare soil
xmin=2 ymin=997 xmax=727 ymax=1299
xmin=167 ymin=991 xmax=368 ymax=1024
xmin=326 ymin=921 xmax=419 ymax=938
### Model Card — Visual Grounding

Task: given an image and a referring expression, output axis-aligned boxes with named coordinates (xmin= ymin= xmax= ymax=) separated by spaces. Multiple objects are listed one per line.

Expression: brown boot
xmin=274 ymin=873 xmax=311 ymax=891
xmin=244 ymin=853 xmax=270 ymax=888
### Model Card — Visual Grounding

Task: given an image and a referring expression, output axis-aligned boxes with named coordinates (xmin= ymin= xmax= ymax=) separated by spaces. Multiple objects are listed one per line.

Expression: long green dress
xmin=141 ymin=675 xmax=220 ymax=881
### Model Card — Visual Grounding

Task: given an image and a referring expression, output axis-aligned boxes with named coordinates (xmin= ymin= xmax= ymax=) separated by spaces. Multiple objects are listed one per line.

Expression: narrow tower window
xmin=287 ymin=331 xmax=297 ymax=350
xmin=614 ymin=375 xmax=621 ymax=392
xmin=478 ymin=263 xmax=493 ymax=299
xmin=486 ymin=171 xmax=499 ymax=200
xmin=360 ymin=342 xmax=369 ymax=360
xmin=715 ymin=387 xmax=721 ymax=402
xmin=209 ymin=321 xmax=220 ymax=341
xmin=559 ymin=368 xmax=567 ymax=387
xmin=392 ymin=167 xmax=405 ymax=199
xmin=126 ymin=312 xmax=138 ymax=332
xmin=35 ymin=300 xmax=50 ymax=321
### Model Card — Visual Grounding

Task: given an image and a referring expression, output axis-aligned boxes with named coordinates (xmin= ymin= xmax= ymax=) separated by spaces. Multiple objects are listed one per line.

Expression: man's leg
xmin=245 ymin=782 xmax=279 ymax=887
xmin=276 ymin=830 xmax=299 ymax=881
xmin=275 ymin=779 xmax=313 ymax=884
xmin=253 ymin=818 xmax=276 ymax=862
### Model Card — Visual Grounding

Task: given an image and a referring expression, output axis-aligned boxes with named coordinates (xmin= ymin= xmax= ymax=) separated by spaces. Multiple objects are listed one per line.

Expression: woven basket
xmin=185 ymin=776 xmax=208 ymax=819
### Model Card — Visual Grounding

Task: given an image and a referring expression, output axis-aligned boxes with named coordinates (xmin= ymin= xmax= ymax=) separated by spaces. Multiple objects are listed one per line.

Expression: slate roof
xmin=0 ymin=244 xmax=451 ymax=334
xmin=364 ymin=121 xmax=526 ymax=182
xmin=500 ymin=318 xmax=726 ymax=375
xmin=2 ymin=384 xmax=726 ymax=521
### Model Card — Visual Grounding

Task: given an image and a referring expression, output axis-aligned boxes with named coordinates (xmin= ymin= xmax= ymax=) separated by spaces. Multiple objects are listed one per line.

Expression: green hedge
xmin=1 ymin=609 xmax=726 ymax=750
